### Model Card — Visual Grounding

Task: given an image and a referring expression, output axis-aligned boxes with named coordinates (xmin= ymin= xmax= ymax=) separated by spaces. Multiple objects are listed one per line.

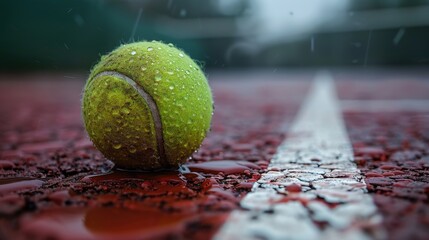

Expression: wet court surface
xmin=0 ymin=70 xmax=428 ymax=239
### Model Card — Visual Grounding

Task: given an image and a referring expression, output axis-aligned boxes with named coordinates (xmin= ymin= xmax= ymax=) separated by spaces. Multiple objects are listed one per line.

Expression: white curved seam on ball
xmin=92 ymin=71 xmax=168 ymax=167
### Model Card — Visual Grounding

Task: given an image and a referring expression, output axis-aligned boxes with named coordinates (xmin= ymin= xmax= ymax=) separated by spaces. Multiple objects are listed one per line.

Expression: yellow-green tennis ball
xmin=82 ymin=41 xmax=213 ymax=170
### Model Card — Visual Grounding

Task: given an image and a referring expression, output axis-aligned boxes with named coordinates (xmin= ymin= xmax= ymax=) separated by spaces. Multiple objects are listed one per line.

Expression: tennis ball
xmin=82 ymin=41 xmax=213 ymax=170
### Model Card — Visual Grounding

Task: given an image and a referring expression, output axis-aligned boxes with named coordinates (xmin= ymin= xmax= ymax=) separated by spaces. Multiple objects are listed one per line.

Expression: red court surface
xmin=0 ymin=70 xmax=428 ymax=240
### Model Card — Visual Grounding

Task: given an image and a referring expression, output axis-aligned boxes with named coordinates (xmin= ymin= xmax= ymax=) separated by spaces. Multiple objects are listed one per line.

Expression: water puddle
xmin=0 ymin=177 xmax=44 ymax=195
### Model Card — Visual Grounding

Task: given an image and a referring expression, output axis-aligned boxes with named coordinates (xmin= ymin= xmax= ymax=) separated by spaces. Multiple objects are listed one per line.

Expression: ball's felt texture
xmin=82 ymin=41 xmax=213 ymax=170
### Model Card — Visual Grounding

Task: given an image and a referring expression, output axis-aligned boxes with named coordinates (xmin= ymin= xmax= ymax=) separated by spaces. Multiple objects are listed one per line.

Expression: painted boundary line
xmin=341 ymin=100 xmax=429 ymax=112
xmin=214 ymin=72 xmax=385 ymax=240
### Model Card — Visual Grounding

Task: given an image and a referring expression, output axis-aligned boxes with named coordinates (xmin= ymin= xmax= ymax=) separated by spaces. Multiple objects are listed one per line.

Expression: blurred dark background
xmin=1 ymin=0 xmax=429 ymax=72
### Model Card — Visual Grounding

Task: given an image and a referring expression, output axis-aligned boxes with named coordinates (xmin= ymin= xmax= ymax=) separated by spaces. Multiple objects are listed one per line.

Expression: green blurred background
xmin=1 ymin=0 xmax=429 ymax=71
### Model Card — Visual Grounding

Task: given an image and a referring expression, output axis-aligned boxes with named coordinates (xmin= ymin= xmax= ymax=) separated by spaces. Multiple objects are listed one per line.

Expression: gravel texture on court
xmin=0 ymin=73 xmax=310 ymax=240
xmin=1 ymin=71 xmax=428 ymax=240
xmin=345 ymin=112 xmax=429 ymax=240
xmin=338 ymin=74 xmax=429 ymax=240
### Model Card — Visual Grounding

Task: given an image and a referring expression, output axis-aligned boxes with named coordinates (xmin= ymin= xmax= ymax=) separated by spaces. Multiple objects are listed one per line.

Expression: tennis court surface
xmin=0 ymin=70 xmax=428 ymax=240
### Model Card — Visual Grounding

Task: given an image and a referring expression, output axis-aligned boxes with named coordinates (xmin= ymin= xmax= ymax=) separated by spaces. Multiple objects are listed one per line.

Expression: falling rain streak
xmin=364 ymin=30 xmax=372 ymax=67
xmin=393 ymin=28 xmax=406 ymax=45
xmin=129 ymin=8 xmax=143 ymax=42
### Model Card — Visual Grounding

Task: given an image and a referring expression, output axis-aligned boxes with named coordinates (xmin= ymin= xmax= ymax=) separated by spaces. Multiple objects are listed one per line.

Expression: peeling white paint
xmin=214 ymin=72 xmax=385 ymax=240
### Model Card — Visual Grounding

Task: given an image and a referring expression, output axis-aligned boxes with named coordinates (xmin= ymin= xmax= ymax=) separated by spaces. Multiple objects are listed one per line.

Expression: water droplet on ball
xmin=113 ymin=143 xmax=122 ymax=149
xmin=128 ymin=146 xmax=137 ymax=153
xmin=131 ymin=51 xmax=136 ymax=55
xmin=147 ymin=47 xmax=153 ymax=51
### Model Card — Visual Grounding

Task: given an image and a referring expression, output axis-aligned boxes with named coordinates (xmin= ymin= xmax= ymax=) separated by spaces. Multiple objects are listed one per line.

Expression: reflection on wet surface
xmin=0 ymin=177 xmax=44 ymax=195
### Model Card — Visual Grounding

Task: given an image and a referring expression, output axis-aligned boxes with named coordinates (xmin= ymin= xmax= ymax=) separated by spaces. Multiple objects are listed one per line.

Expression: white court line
xmin=214 ymin=72 xmax=385 ymax=240
xmin=341 ymin=100 xmax=429 ymax=112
